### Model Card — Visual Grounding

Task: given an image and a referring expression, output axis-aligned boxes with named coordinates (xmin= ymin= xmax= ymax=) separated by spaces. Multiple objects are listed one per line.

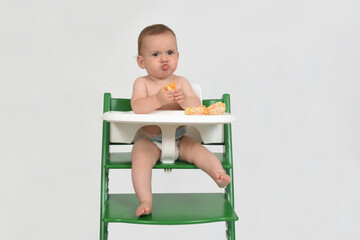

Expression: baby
xmin=131 ymin=24 xmax=231 ymax=217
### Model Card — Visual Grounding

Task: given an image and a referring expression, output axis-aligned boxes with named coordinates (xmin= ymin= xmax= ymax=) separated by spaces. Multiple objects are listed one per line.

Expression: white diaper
xmin=137 ymin=126 xmax=186 ymax=160
xmin=152 ymin=139 xmax=181 ymax=160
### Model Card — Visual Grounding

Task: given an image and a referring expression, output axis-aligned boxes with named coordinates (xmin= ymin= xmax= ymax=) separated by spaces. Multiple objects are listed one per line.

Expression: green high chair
xmin=99 ymin=91 xmax=238 ymax=239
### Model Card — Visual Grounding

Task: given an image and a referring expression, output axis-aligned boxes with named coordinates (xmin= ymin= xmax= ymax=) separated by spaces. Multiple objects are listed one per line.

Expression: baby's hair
xmin=137 ymin=24 xmax=176 ymax=55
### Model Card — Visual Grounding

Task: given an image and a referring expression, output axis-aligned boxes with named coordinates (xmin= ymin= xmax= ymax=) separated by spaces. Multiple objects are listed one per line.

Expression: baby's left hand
xmin=174 ymin=88 xmax=185 ymax=105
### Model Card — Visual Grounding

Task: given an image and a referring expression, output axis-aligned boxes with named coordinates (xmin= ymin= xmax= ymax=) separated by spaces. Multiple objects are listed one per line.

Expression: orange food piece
xmin=185 ymin=105 xmax=207 ymax=115
xmin=162 ymin=64 xmax=169 ymax=70
xmin=184 ymin=102 xmax=226 ymax=115
xmin=206 ymin=102 xmax=226 ymax=115
xmin=164 ymin=81 xmax=176 ymax=90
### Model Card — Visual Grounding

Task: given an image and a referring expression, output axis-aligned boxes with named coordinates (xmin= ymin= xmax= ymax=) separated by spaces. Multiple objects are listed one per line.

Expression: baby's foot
xmin=136 ymin=201 xmax=152 ymax=217
xmin=214 ymin=172 xmax=231 ymax=188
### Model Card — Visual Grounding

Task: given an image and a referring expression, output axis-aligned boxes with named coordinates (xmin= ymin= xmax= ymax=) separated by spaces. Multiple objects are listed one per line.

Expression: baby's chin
xmin=146 ymin=68 xmax=176 ymax=80
xmin=158 ymin=70 xmax=175 ymax=79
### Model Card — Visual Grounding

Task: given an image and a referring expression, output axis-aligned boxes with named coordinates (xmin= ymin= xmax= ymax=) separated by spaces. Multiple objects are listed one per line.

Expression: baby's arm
xmin=131 ymin=77 xmax=175 ymax=114
xmin=174 ymin=78 xmax=201 ymax=109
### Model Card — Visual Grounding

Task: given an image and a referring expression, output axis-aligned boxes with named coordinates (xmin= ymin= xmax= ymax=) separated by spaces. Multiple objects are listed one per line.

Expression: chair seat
xmin=105 ymin=152 xmax=232 ymax=169
xmin=103 ymin=193 xmax=238 ymax=225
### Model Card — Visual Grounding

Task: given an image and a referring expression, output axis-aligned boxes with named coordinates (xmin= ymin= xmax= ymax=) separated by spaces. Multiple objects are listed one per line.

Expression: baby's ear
xmin=137 ymin=55 xmax=145 ymax=69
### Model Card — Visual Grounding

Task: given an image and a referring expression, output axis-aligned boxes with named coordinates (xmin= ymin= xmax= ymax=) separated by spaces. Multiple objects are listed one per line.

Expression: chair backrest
xmin=191 ymin=83 xmax=202 ymax=102
xmin=110 ymin=98 xmax=131 ymax=111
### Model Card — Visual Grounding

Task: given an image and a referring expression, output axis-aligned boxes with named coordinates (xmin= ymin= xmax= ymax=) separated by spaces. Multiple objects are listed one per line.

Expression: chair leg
xmin=100 ymin=166 xmax=109 ymax=239
xmin=225 ymin=166 xmax=236 ymax=239
xmin=226 ymin=221 xmax=236 ymax=240
xmin=100 ymin=222 xmax=108 ymax=240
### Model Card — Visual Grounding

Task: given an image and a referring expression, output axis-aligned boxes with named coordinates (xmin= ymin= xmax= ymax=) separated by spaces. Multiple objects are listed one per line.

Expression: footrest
xmin=106 ymin=152 xmax=232 ymax=169
xmin=103 ymin=193 xmax=238 ymax=225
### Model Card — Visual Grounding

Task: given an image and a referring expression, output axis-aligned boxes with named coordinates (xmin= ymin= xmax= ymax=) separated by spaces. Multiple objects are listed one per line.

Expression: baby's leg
xmin=131 ymin=138 xmax=161 ymax=216
xmin=178 ymin=136 xmax=231 ymax=188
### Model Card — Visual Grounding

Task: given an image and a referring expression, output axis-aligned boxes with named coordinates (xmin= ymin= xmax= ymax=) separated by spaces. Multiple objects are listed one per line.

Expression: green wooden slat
xmin=103 ymin=193 xmax=238 ymax=225
xmin=202 ymin=98 xmax=221 ymax=107
xmin=105 ymin=152 xmax=231 ymax=169
xmin=110 ymin=98 xmax=132 ymax=111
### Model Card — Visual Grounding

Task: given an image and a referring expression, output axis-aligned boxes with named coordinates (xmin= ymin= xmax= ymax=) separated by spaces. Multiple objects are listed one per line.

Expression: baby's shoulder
xmin=134 ymin=75 xmax=148 ymax=83
xmin=174 ymin=75 xmax=190 ymax=83
xmin=175 ymin=75 xmax=194 ymax=89
xmin=133 ymin=76 xmax=151 ymax=87
xmin=174 ymin=75 xmax=187 ymax=80
xmin=132 ymin=76 xmax=149 ymax=93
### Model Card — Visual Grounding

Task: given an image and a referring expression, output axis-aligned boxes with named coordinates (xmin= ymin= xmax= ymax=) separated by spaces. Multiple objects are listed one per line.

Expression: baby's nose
xmin=161 ymin=55 xmax=168 ymax=62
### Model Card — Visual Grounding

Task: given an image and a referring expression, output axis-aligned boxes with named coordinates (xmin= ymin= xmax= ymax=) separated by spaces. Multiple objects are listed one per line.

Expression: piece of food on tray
xmin=206 ymin=102 xmax=226 ymax=115
xmin=185 ymin=105 xmax=207 ymax=115
xmin=164 ymin=81 xmax=176 ymax=90
xmin=184 ymin=102 xmax=226 ymax=115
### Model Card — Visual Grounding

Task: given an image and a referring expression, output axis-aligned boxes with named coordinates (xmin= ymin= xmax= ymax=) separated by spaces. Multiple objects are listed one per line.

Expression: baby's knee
xmin=180 ymin=136 xmax=202 ymax=151
xmin=132 ymin=139 xmax=160 ymax=161
xmin=179 ymin=136 xmax=204 ymax=160
xmin=133 ymin=138 xmax=152 ymax=151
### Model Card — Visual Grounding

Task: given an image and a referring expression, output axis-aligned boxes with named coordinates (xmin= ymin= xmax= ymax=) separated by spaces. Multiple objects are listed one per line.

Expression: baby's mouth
xmin=161 ymin=64 xmax=169 ymax=71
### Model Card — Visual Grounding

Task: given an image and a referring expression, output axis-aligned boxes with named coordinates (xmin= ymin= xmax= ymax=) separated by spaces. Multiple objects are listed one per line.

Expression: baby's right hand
xmin=156 ymin=88 xmax=175 ymax=106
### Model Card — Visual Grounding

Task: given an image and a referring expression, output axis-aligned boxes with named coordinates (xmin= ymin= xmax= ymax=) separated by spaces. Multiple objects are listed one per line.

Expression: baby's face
xmin=137 ymin=32 xmax=179 ymax=80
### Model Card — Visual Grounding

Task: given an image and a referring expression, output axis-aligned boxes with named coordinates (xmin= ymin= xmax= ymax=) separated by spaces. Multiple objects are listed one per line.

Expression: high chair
xmin=99 ymin=85 xmax=238 ymax=239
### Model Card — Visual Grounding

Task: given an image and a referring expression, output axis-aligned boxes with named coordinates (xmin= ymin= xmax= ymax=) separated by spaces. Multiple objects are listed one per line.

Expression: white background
xmin=1 ymin=0 xmax=359 ymax=239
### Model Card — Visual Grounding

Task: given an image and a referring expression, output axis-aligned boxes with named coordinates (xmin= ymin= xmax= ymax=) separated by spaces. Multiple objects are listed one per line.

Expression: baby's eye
xmin=167 ymin=51 xmax=174 ymax=55
xmin=152 ymin=53 xmax=159 ymax=57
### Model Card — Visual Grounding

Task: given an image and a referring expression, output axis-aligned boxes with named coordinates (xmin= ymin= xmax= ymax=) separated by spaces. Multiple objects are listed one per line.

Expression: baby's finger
xmin=175 ymin=88 xmax=182 ymax=94
xmin=175 ymin=95 xmax=183 ymax=102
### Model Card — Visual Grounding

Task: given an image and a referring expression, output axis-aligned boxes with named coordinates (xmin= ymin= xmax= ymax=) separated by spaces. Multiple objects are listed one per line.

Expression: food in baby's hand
xmin=164 ymin=81 xmax=176 ymax=90
xmin=185 ymin=105 xmax=207 ymax=115
xmin=184 ymin=102 xmax=226 ymax=115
